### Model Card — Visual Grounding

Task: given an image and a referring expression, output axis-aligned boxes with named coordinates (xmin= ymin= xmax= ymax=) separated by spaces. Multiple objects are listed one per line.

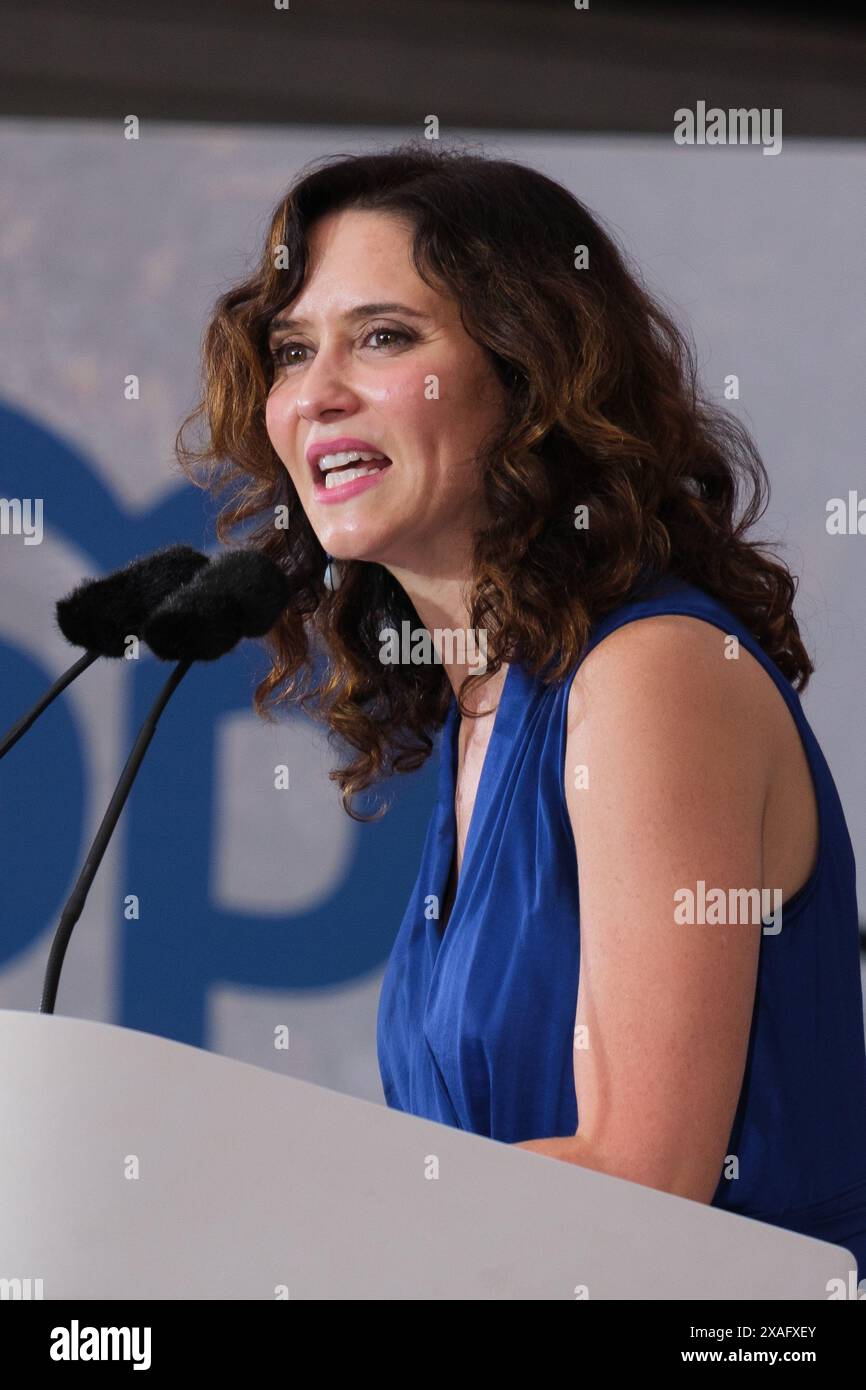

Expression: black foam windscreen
xmin=55 ymin=544 xmax=210 ymax=657
xmin=141 ymin=549 xmax=292 ymax=662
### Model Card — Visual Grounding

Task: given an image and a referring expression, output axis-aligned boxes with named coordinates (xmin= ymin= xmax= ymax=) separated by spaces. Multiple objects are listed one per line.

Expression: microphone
xmin=0 ymin=544 xmax=210 ymax=761
xmin=142 ymin=546 xmax=295 ymax=661
xmin=40 ymin=548 xmax=292 ymax=1015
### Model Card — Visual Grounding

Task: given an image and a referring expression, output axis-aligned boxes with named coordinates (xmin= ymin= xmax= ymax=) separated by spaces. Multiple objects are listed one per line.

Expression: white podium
xmin=0 ymin=1009 xmax=855 ymax=1299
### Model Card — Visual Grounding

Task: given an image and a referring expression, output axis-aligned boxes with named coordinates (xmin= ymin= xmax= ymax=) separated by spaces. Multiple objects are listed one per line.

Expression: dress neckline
xmin=435 ymin=663 xmax=517 ymax=939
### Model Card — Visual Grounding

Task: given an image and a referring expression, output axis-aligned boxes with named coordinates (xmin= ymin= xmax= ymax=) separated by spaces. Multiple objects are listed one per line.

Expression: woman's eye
xmin=269 ymin=325 xmax=412 ymax=369
xmin=270 ymin=342 xmax=309 ymax=368
xmin=363 ymin=326 xmax=412 ymax=351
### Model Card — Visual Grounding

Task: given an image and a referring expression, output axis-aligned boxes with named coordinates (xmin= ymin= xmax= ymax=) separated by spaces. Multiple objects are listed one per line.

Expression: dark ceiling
xmin=1 ymin=0 xmax=863 ymax=136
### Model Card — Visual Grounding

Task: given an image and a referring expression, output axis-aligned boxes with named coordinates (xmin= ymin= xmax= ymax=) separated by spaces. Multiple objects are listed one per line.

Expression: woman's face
xmin=264 ymin=208 xmax=507 ymax=572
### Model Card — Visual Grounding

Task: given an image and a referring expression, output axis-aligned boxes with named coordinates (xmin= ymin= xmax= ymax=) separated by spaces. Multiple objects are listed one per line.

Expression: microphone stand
xmin=0 ymin=651 xmax=99 ymax=761
xmin=40 ymin=657 xmax=194 ymax=1014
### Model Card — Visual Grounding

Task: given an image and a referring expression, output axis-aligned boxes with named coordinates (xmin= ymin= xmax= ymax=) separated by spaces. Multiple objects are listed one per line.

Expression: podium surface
xmin=0 ymin=1010 xmax=856 ymax=1299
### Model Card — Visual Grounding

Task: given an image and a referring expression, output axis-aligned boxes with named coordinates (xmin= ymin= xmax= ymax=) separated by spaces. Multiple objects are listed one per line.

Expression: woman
xmin=177 ymin=141 xmax=866 ymax=1286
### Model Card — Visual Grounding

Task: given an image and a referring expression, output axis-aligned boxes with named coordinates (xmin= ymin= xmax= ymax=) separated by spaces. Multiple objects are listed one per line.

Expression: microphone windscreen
xmin=142 ymin=549 xmax=292 ymax=662
xmin=55 ymin=545 xmax=210 ymax=657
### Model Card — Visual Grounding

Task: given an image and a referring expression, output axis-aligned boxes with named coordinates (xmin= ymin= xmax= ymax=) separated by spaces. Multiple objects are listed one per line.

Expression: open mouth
xmin=311 ymin=451 xmax=393 ymax=493
xmin=318 ymin=456 xmax=392 ymax=489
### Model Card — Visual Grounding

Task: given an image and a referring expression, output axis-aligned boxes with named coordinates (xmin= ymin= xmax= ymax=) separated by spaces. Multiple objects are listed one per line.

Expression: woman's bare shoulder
xmin=566 ymin=612 xmax=781 ymax=754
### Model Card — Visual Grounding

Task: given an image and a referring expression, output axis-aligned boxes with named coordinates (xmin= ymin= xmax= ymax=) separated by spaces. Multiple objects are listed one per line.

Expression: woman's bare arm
xmin=514 ymin=615 xmax=771 ymax=1204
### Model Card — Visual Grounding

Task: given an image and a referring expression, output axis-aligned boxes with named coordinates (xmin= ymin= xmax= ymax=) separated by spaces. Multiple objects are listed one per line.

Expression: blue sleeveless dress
xmin=377 ymin=574 xmax=866 ymax=1281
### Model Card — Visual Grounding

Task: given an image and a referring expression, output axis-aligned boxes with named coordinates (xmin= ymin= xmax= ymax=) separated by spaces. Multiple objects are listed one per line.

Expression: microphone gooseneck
xmin=39 ymin=547 xmax=292 ymax=1015
xmin=0 ymin=651 xmax=100 ymax=759
xmin=39 ymin=657 xmax=193 ymax=1014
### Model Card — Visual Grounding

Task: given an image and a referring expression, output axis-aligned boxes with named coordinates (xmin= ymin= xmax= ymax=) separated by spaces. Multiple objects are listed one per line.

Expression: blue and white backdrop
xmin=1 ymin=122 xmax=864 ymax=1099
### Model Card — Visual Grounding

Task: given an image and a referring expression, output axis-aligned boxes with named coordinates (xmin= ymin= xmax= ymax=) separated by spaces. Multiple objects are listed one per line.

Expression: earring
xmin=324 ymin=553 xmax=342 ymax=591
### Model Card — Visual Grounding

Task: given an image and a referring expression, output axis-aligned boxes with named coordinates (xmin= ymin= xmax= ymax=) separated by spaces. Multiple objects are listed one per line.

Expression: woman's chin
xmin=319 ymin=529 xmax=399 ymax=567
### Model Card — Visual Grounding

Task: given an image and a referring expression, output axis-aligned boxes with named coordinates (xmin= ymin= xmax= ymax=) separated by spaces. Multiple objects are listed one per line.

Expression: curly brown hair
xmin=175 ymin=138 xmax=813 ymax=820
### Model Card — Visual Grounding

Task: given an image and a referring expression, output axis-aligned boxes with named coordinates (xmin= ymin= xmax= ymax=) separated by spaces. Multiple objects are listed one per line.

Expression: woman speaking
xmin=176 ymin=141 xmax=866 ymax=1284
